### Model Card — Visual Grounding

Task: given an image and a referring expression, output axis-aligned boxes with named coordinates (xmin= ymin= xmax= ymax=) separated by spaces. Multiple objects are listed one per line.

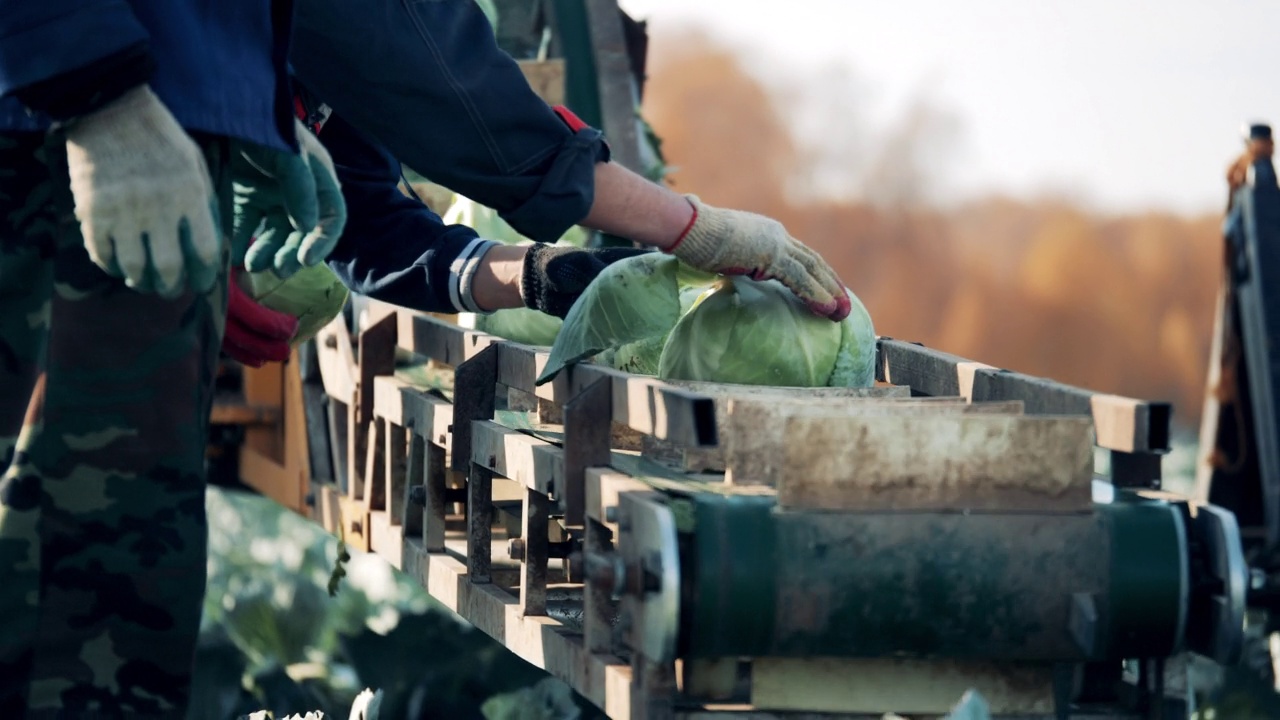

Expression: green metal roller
xmin=606 ymin=485 xmax=1258 ymax=669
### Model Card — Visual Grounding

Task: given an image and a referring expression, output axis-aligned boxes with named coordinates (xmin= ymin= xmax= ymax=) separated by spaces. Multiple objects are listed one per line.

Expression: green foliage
xmin=195 ymin=487 xmax=602 ymax=720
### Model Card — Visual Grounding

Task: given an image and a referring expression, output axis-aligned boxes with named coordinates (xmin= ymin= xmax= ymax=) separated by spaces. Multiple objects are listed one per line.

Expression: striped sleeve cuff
xmin=450 ymin=238 xmax=500 ymax=314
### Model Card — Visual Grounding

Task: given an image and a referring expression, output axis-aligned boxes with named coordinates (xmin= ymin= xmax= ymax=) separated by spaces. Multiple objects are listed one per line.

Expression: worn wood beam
xmin=779 ymin=414 xmax=1095 ymax=512
xmin=877 ymin=337 xmax=1173 ymax=453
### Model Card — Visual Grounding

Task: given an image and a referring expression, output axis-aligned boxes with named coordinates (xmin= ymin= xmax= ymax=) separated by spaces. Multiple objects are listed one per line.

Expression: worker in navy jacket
xmin=0 ymin=1 xmax=346 ymax=715
xmin=222 ymin=0 xmax=854 ymax=366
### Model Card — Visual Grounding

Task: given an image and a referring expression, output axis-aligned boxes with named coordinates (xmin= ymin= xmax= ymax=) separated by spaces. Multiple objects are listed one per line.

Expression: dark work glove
xmin=521 ymin=243 xmax=651 ymax=318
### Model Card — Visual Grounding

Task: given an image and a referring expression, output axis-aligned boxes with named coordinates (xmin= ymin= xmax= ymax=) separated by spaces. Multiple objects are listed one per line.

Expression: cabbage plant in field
xmin=535 ymin=252 xmax=876 ymax=388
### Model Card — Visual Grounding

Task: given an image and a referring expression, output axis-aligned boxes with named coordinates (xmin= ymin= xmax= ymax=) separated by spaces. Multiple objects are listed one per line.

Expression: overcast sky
xmin=618 ymin=0 xmax=1278 ymax=215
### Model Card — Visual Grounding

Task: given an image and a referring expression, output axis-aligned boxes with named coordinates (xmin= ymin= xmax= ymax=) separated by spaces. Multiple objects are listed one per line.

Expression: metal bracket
xmin=563 ymin=376 xmax=611 ymax=527
xmin=1186 ymin=503 xmax=1248 ymax=665
xmin=619 ymin=492 xmax=680 ymax=663
xmin=451 ymin=344 xmax=498 ymax=474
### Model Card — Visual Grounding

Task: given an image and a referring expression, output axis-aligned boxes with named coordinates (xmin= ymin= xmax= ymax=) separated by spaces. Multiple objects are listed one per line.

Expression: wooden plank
xmin=314 ymin=483 xmax=343 ymax=535
xmin=363 ymin=417 xmax=386 ymax=511
xmin=240 ymin=361 xmax=285 ymax=460
xmin=357 ymin=313 xmax=398 ymax=425
xmin=778 ymin=414 xmax=1095 ymax=512
xmin=372 ymin=375 xmax=408 ymax=427
xmin=877 ymin=337 xmax=1172 ymax=453
xmin=472 ymin=421 xmax=562 ymax=496
xmin=724 ymin=399 xmax=1026 ymax=487
xmin=400 ymin=538 xmax=634 ymax=719
xmin=399 ymin=311 xmax=499 ymax=368
xmin=338 ymin=494 xmax=370 ymax=553
xmin=587 ymin=365 xmax=717 ymax=446
xmin=518 ymin=58 xmax=566 ymax=106
xmin=237 ymin=349 xmax=313 ymax=514
xmin=468 ymin=463 xmax=494 ymax=583
xmin=386 ymin=421 xmax=408 ymax=527
xmin=407 ymin=313 xmax=715 ymax=446
xmin=407 ymin=384 xmax=458 ymax=450
xmin=238 ymin=448 xmax=294 ymax=509
xmin=315 ymin=318 xmax=357 ymax=402
xmin=403 ymin=433 xmax=425 ymax=537
xmin=662 ymin=380 xmax=910 ymax=400
xmin=451 ymin=345 xmax=499 ymax=473
xmin=369 ymin=510 xmax=403 ymax=570
xmin=564 ymin=378 xmax=613 ymax=527
xmin=750 ymin=658 xmax=1055 ymax=715
xmin=587 ymin=468 xmax=664 ymax=537
xmin=519 ymin=488 xmax=550 ymax=616
xmin=641 ymin=390 xmax=933 ymax=474
xmin=496 ymin=341 xmax=565 ymax=403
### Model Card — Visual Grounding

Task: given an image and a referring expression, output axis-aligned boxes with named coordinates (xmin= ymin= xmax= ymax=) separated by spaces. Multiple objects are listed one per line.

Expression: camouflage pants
xmin=0 ymin=131 xmax=232 ymax=718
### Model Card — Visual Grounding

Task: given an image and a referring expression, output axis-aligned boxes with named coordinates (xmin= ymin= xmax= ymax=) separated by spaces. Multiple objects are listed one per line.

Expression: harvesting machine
xmin=206 ymin=3 xmax=1280 ymax=718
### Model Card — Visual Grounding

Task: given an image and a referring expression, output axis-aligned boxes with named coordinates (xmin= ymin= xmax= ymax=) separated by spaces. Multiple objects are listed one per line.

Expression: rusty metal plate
xmin=619 ymin=493 xmax=680 ymax=663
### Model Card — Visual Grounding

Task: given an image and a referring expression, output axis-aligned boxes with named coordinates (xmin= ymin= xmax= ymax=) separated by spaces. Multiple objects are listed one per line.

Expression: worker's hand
xmin=521 ymin=243 xmax=651 ymax=318
xmin=65 ymin=85 xmax=221 ymax=297
xmin=667 ymin=195 xmax=851 ymax=321
xmin=222 ymin=269 xmax=299 ymax=368
xmin=232 ymin=119 xmax=346 ymax=279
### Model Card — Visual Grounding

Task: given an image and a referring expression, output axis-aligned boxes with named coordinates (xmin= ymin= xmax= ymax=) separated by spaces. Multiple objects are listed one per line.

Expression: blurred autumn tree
xmin=642 ymin=27 xmax=1221 ymax=430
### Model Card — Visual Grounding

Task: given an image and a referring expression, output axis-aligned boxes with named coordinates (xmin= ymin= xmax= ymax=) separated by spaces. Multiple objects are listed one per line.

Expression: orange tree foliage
xmin=642 ymin=28 xmax=1221 ymax=429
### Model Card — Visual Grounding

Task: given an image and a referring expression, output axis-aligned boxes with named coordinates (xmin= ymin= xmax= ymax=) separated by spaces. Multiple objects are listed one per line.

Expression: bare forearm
xmin=471 ymin=162 xmax=694 ymax=312
xmin=580 ymin=161 xmax=693 ymax=250
xmin=470 ymin=244 xmax=528 ymax=311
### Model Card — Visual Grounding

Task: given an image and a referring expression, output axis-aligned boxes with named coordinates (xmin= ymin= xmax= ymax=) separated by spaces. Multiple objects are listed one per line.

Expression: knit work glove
xmin=232 ymin=119 xmax=346 ymax=279
xmin=222 ymin=269 xmax=299 ymax=368
xmin=65 ymin=85 xmax=221 ymax=297
xmin=667 ymin=195 xmax=851 ymax=321
xmin=521 ymin=244 xmax=651 ymax=318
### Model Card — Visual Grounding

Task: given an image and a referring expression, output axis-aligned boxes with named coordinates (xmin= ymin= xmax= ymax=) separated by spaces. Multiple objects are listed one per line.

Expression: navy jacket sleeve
xmin=320 ymin=111 xmax=499 ymax=315
xmin=289 ymin=0 xmax=607 ymax=244
xmin=0 ymin=1 xmax=148 ymax=97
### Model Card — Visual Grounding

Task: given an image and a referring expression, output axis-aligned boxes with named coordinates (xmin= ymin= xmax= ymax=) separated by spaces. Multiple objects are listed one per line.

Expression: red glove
xmin=223 ymin=269 xmax=299 ymax=367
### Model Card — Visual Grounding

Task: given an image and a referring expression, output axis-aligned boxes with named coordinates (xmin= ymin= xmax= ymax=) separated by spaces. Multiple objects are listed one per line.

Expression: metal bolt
xmin=585 ymin=551 xmax=625 ymax=599
xmin=409 ymin=486 xmax=426 ymax=505
xmin=324 ymin=335 xmax=338 ymax=349
xmin=304 ymin=492 xmax=315 ymax=508
xmin=566 ymin=550 xmax=584 ymax=582
xmin=604 ymin=506 xmax=618 ymax=523
xmin=508 ymin=538 xmax=526 ymax=560
xmin=351 ymin=520 xmax=362 ymax=534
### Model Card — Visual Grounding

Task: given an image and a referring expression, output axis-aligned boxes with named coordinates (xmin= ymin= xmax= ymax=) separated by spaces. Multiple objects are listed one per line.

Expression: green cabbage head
xmin=535 ymin=252 xmax=876 ymax=388
xmin=244 ymin=263 xmax=350 ymax=345
xmin=660 ymin=277 xmax=840 ymax=387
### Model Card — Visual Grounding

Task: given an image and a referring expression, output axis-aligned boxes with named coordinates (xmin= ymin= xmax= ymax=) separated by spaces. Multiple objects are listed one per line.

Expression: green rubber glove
xmin=231 ymin=119 xmax=346 ymax=278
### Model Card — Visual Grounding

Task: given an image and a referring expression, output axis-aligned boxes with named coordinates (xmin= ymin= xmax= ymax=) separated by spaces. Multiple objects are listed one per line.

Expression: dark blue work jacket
xmin=289 ymin=0 xmax=610 ymax=314
xmin=0 ymin=0 xmax=296 ymax=153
